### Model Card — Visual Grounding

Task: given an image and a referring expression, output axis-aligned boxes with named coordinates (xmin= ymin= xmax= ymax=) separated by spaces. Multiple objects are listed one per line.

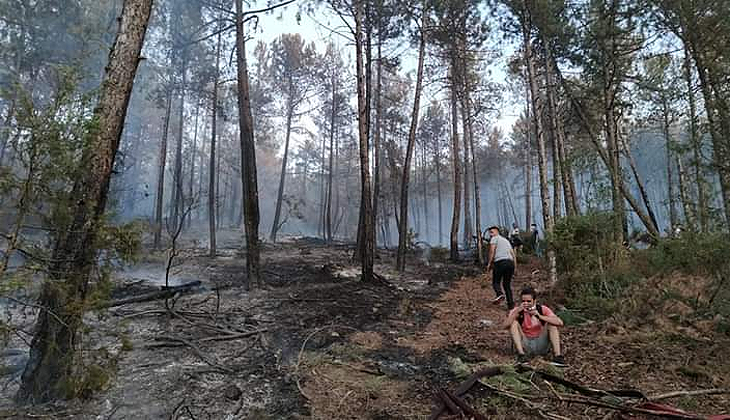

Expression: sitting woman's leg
xmin=547 ymin=324 xmax=562 ymax=356
xmin=510 ymin=321 xmax=525 ymax=354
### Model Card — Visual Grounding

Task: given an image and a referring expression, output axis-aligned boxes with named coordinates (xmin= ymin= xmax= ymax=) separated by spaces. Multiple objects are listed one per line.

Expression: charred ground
xmin=1 ymin=234 xmax=728 ymax=419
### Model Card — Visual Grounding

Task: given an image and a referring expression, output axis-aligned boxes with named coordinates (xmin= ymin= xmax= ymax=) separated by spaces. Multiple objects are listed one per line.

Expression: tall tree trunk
xmin=435 ymin=145 xmax=443 ymax=246
xmin=553 ymin=57 xmax=660 ymax=238
xmin=354 ymin=0 xmax=374 ymax=281
xmin=684 ymin=44 xmax=707 ymax=232
xmin=171 ymin=58 xmax=187 ymax=232
xmin=270 ymin=96 xmax=294 ymax=242
xmin=373 ymin=35 xmax=383 ymax=248
xmin=17 ymin=0 xmax=153 ymax=402
xmin=466 ymin=101 xmax=483 ymax=265
xmin=421 ymin=136 xmax=429 ymax=243
xmin=188 ymin=96 xmax=201 ymax=229
xmin=542 ymin=37 xmax=577 ymax=217
xmin=461 ymin=98 xmax=473 ymax=248
xmin=153 ymin=89 xmax=172 ymax=249
xmin=689 ymin=40 xmax=730 ymax=229
xmin=396 ymin=14 xmax=426 ymax=271
xmin=545 ymin=86 xmax=562 ymax=221
xmin=449 ymin=65 xmax=461 ymax=262
xmin=209 ymin=22 xmax=222 ymax=257
xmin=663 ymin=98 xmax=678 ymax=231
xmin=235 ymin=0 xmax=261 ymax=288
xmin=676 ymin=153 xmax=694 ymax=230
xmin=326 ymin=69 xmax=337 ymax=243
xmin=523 ymin=99 xmax=532 ymax=228
xmin=521 ymin=4 xmax=557 ymax=284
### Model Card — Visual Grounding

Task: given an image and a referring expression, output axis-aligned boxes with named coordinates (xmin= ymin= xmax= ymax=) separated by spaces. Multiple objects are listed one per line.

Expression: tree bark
xmin=17 ymin=0 xmax=153 ymax=403
xmin=153 ymin=88 xmax=172 ymax=249
xmin=355 ymin=0 xmax=374 ymax=281
xmin=465 ymin=95 xmax=483 ymax=265
xmin=171 ymin=57 xmax=187 ymax=232
xmin=209 ymin=21 xmax=222 ymax=258
xmin=187 ymin=97 xmax=201 ymax=229
xmin=619 ymin=134 xmax=660 ymax=234
xmin=521 ymin=3 xmax=557 ymax=284
xmin=396 ymin=20 xmax=426 ymax=271
xmin=662 ymin=98 xmax=678 ymax=231
xmin=270 ymin=96 xmax=294 ymax=242
xmin=326 ymin=67 xmax=337 ymax=243
xmin=373 ymin=34 xmax=383 ymax=247
xmin=449 ymin=65 xmax=461 ymax=262
xmin=684 ymin=44 xmax=707 ymax=232
xmin=435 ymin=147 xmax=444 ymax=247
xmin=523 ymin=84 xmax=532 ymax=228
xmin=235 ymin=0 xmax=261 ymax=289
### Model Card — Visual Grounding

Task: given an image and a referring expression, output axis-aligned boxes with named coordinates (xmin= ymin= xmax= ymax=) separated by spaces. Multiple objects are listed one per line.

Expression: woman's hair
xmin=520 ymin=286 xmax=537 ymax=299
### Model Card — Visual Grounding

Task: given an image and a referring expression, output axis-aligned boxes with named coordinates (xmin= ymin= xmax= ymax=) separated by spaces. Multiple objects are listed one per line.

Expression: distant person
xmin=502 ymin=286 xmax=565 ymax=366
xmin=529 ymin=223 xmax=540 ymax=256
xmin=487 ymin=225 xmax=516 ymax=309
xmin=509 ymin=222 xmax=523 ymax=250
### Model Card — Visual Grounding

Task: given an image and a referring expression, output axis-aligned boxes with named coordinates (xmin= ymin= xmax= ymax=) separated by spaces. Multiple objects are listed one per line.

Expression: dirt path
xmin=1 ymin=239 xmax=728 ymax=419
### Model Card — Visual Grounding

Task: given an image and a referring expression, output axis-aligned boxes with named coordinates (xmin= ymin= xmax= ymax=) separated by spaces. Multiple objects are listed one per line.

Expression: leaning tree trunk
xmin=17 ymin=0 xmax=153 ymax=403
xmin=620 ymin=134 xmax=660 ymax=234
xmin=521 ymin=6 xmax=557 ymax=285
xmin=270 ymin=95 xmax=294 ymax=242
xmin=235 ymin=0 xmax=261 ymax=288
xmin=354 ymin=0 xmax=374 ymax=281
xmin=153 ymin=88 xmax=172 ymax=249
xmin=396 ymin=19 xmax=426 ymax=272
xmin=552 ymin=57 xmax=660 ymax=239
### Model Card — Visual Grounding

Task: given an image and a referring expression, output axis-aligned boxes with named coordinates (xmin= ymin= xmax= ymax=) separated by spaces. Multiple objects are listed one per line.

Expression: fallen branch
xmin=517 ymin=365 xmax=645 ymax=400
xmin=435 ymin=389 xmax=460 ymax=415
xmin=559 ymin=394 xmax=702 ymax=419
xmin=648 ymin=388 xmax=729 ymax=401
xmin=428 ymin=366 xmax=505 ymax=420
xmin=101 ymin=281 xmax=202 ymax=308
xmin=443 ymin=388 xmax=487 ymax=420
xmin=151 ymin=335 xmax=232 ymax=373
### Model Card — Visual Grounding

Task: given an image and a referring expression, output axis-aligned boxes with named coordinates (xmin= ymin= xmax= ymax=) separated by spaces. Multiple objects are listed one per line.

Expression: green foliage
xmin=551 ymin=211 xmax=623 ymax=275
xmin=551 ymin=212 xmax=641 ymax=319
xmin=640 ymin=232 xmax=730 ymax=277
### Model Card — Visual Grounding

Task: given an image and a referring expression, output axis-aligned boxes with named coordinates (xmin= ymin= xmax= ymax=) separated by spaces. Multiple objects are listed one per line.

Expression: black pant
xmin=492 ymin=259 xmax=515 ymax=309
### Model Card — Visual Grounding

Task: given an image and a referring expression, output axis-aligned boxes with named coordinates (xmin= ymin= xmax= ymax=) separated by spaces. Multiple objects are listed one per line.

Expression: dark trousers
xmin=492 ymin=259 xmax=515 ymax=309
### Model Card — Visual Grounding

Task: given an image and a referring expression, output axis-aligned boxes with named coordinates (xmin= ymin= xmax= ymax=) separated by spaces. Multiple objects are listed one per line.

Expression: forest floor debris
xmin=1 ymin=231 xmax=729 ymax=418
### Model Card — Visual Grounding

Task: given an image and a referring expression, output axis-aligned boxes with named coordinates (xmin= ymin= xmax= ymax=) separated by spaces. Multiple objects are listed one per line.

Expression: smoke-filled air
xmin=1 ymin=0 xmax=729 ymax=417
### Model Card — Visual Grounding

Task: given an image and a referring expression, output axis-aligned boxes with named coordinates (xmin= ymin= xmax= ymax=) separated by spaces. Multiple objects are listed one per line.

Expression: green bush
xmin=551 ymin=212 xmax=640 ymax=320
xmin=640 ymin=232 xmax=730 ymax=277
xmin=551 ymin=211 xmax=623 ymax=275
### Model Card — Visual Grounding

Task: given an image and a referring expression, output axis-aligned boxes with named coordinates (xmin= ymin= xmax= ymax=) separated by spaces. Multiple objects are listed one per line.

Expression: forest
xmin=0 ymin=0 xmax=729 ymax=418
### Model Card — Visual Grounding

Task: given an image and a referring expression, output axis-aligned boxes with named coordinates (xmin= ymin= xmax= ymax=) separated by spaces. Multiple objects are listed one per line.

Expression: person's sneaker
xmin=515 ymin=353 xmax=529 ymax=364
xmin=550 ymin=355 xmax=567 ymax=367
xmin=491 ymin=294 xmax=505 ymax=304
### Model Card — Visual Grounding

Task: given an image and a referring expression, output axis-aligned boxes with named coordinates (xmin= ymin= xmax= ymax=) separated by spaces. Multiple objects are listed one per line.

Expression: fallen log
xmin=428 ymin=366 xmax=505 ymax=420
xmin=443 ymin=389 xmax=487 ymax=420
xmin=100 ymin=281 xmax=202 ymax=308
